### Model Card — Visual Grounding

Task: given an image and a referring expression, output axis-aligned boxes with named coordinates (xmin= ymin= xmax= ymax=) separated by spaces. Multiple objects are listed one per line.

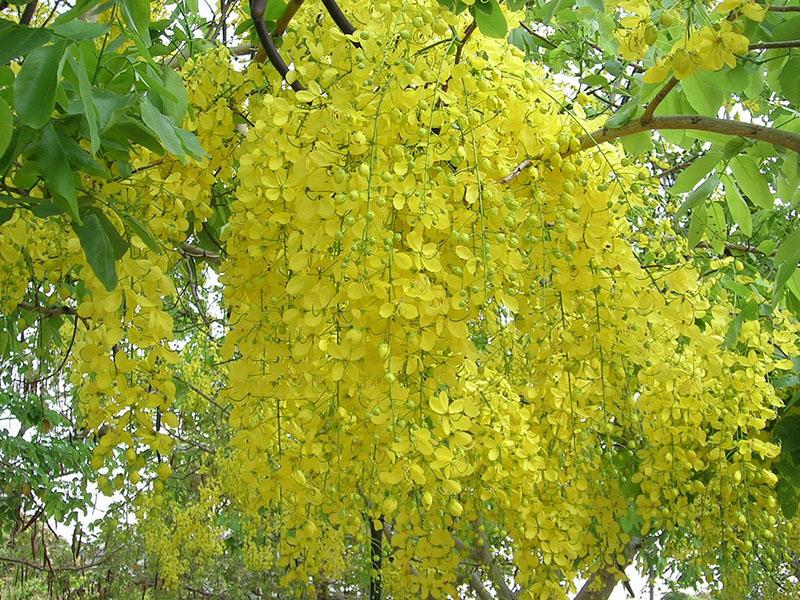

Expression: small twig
xmin=275 ymin=0 xmax=304 ymax=35
xmin=766 ymin=5 xmax=800 ymax=11
xmin=17 ymin=301 xmax=78 ymax=318
xmin=171 ymin=431 xmax=215 ymax=453
xmin=228 ymin=44 xmax=258 ymax=56
xmin=180 ymin=242 xmax=221 ymax=263
xmin=641 ymin=77 xmax=677 ymax=123
xmin=454 ymin=20 xmax=477 ymax=65
xmin=172 ymin=375 xmax=229 ymax=413
xmin=0 ymin=555 xmax=108 ymax=573
xmin=658 ymin=153 xmax=703 ymax=179
xmin=517 ymin=21 xmax=556 ymax=49
xmin=500 ymin=159 xmax=531 ymax=184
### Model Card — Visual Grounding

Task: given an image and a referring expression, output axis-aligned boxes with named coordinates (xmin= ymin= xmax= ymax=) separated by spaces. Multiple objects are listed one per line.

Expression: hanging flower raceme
xmin=210 ymin=0 xmax=788 ymax=597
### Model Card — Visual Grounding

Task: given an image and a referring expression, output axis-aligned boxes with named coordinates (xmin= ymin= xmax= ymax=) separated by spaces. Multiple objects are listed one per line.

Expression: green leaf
xmin=13 ymin=39 xmax=69 ymax=129
xmin=471 ymin=0 xmax=507 ymax=38
xmin=140 ymin=96 xmax=185 ymax=158
xmin=774 ymin=15 xmax=800 ymax=42
xmin=0 ymin=206 xmax=13 ymax=225
xmin=604 ymin=98 xmax=638 ymax=129
xmin=74 ymin=212 xmax=117 ymax=291
xmin=51 ymin=19 xmax=110 ymax=41
xmin=0 ymin=97 xmax=12 ymax=157
xmin=681 ymin=74 xmax=723 ymax=116
xmin=37 ymin=125 xmax=79 ymax=221
xmin=56 ymin=131 xmax=109 ymax=179
xmin=774 ymin=261 xmax=797 ymax=306
xmin=730 ymin=156 xmax=773 ymax=209
xmin=780 ymin=56 xmax=800 ymax=106
xmin=122 ymin=214 xmax=161 ymax=254
xmin=161 ymin=68 xmax=188 ymax=124
xmin=619 ymin=503 xmax=642 ymax=536
xmin=175 ymin=127 xmax=205 ymax=160
xmin=723 ymin=177 xmax=752 ymax=237
xmin=721 ymin=276 xmax=752 ymax=300
xmin=265 ymin=0 xmax=287 ymax=21
xmin=69 ymin=53 xmax=100 ymax=154
xmin=787 ymin=269 xmax=800 ymax=303
xmin=687 ymin=203 xmax=707 ymax=248
xmin=706 ymin=202 xmax=726 ymax=253
xmin=83 ymin=206 xmax=129 ymax=260
xmin=669 ymin=152 xmax=722 ymax=195
xmin=722 ymin=138 xmax=746 ymax=160
xmin=0 ymin=18 xmax=52 ymax=64
xmin=676 ymin=174 xmax=718 ymax=219
xmin=777 ymin=477 xmax=798 ymax=519
xmin=538 ymin=0 xmax=575 ymax=24
xmin=776 ymin=228 xmax=800 ymax=267
xmin=777 ymin=154 xmax=799 ymax=206
xmin=620 ymin=131 xmax=651 ymax=156
xmin=120 ymin=0 xmax=151 ymax=47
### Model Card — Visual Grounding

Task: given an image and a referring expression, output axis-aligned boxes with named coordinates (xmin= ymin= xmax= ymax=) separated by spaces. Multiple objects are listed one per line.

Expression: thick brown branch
xmin=641 ymin=77 xmax=677 ymax=123
xmin=574 ymin=538 xmax=641 ymax=600
xmin=250 ymin=0 xmax=304 ymax=91
xmin=470 ymin=573 xmax=497 ymax=600
xmin=20 ymin=1 xmax=37 ymax=25
xmin=576 ymin=115 xmax=800 ymax=154
xmin=321 ymin=0 xmax=356 ymax=35
xmin=749 ymin=39 xmax=800 ymax=50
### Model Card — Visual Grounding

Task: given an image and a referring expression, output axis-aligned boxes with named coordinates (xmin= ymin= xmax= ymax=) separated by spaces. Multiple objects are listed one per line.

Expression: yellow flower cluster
xmin=644 ymin=22 xmax=750 ymax=82
xmin=607 ymin=0 xmax=762 ymax=81
xmin=209 ymin=0 xmax=789 ymax=596
xmin=139 ymin=484 xmax=225 ymax=589
xmin=611 ymin=0 xmax=657 ymax=60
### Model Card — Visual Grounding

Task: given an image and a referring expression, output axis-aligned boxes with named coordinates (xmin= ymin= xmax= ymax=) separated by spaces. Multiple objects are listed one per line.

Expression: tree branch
xmin=250 ymin=0 xmax=304 ymax=91
xmin=181 ymin=242 xmax=221 ymax=263
xmin=17 ymin=301 xmax=77 ymax=318
xmin=574 ymin=538 xmax=641 ymax=600
xmin=641 ymin=77 xmax=677 ymax=123
xmin=20 ymin=1 xmax=37 ymax=25
xmin=470 ymin=572 xmax=497 ymax=600
xmin=321 ymin=0 xmax=356 ymax=35
xmin=576 ymin=115 xmax=800 ymax=154
xmin=0 ymin=555 xmax=107 ymax=573
xmin=766 ymin=4 xmax=800 ymax=11
xmin=749 ymin=39 xmax=800 ymax=50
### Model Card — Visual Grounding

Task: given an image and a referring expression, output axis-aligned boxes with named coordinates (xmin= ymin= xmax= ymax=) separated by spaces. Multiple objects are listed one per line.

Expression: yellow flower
xmin=693 ymin=22 xmax=749 ymax=71
xmin=717 ymin=0 xmax=767 ymax=20
xmin=643 ymin=61 xmax=671 ymax=84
